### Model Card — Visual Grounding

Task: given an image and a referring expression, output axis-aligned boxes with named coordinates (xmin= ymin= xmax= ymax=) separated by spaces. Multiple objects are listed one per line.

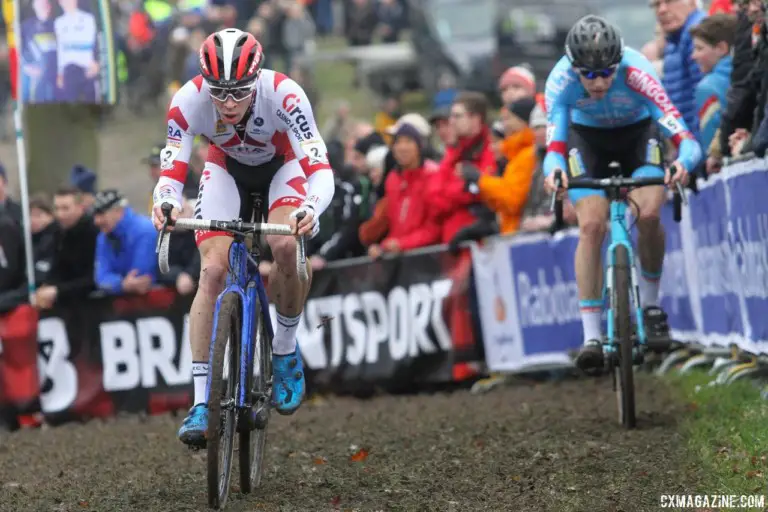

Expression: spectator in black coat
xmin=0 ymin=165 xmax=22 ymax=226
xmin=0 ymin=211 xmax=26 ymax=313
xmin=34 ymin=186 xmax=98 ymax=310
xmin=28 ymin=193 xmax=59 ymax=287
xmin=716 ymin=5 xmax=761 ymax=162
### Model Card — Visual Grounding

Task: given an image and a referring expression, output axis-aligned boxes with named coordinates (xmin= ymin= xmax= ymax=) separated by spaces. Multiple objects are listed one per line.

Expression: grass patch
xmin=669 ymin=370 xmax=768 ymax=502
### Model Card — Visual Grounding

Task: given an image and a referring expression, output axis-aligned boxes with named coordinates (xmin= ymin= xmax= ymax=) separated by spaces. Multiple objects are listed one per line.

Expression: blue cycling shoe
xmin=272 ymin=349 xmax=305 ymax=415
xmin=178 ymin=403 xmax=208 ymax=448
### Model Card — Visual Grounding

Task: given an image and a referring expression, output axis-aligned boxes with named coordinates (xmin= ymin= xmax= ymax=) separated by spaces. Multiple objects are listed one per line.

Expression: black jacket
xmin=32 ymin=222 xmax=60 ymax=286
xmin=48 ymin=214 xmax=99 ymax=300
xmin=0 ymin=213 xmax=27 ymax=313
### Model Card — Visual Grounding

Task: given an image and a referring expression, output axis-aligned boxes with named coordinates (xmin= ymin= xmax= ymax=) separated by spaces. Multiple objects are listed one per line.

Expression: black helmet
xmin=565 ymin=15 xmax=624 ymax=70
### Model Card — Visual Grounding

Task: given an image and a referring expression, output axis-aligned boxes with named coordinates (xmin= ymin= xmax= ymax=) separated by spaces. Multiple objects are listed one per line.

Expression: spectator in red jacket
xmin=427 ymin=91 xmax=497 ymax=245
xmin=367 ymin=123 xmax=441 ymax=257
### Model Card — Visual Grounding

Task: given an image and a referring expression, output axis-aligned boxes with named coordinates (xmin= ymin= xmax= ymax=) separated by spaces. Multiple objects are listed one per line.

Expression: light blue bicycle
xmin=156 ymin=193 xmax=308 ymax=508
xmin=551 ymin=162 xmax=686 ymax=428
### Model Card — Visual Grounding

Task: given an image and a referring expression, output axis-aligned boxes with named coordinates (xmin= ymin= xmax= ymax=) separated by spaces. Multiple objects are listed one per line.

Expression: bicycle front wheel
xmin=207 ymin=292 xmax=241 ymax=509
xmin=613 ymin=245 xmax=636 ymax=428
xmin=239 ymin=292 xmax=272 ymax=493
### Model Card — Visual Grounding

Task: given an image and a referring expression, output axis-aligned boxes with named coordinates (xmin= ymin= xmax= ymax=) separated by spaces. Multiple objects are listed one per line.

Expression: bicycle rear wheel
xmin=207 ymin=292 xmax=241 ymax=509
xmin=613 ymin=245 xmax=636 ymax=428
xmin=239 ymin=292 xmax=273 ymax=493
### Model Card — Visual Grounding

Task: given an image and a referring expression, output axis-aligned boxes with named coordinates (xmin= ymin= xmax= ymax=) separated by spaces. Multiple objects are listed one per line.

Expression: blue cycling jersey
xmin=542 ymin=47 xmax=702 ymax=177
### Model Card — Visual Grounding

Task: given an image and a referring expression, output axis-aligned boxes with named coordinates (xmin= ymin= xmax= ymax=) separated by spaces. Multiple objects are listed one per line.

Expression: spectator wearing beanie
xmin=460 ymin=97 xmax=537 ymax=235
xmin=498 ymin=65 xmax=536 ymax=105
xmin=70 ymin=164 xmax=97 ymax=211
xmin=366 ymin=123 xmax=440 ymax=257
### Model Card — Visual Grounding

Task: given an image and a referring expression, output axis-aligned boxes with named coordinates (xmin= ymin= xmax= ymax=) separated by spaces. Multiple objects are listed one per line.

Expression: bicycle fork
xmin=603 ymin=244 xmax=646 ymax=361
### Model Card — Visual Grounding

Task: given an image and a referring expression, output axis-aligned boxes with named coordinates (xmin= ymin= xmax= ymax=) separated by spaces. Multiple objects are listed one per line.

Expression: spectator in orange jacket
xmin=427 ymin=92 xmax=497 ymax=245
xmin=367 ymin=123 xmax=441 ymax=257
xmin=460 ymin=98 xmax=537 ymax=235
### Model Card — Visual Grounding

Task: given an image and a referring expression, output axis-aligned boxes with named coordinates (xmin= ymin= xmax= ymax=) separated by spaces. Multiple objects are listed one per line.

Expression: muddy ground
xmin=0 ymin=374 xmax=704 ymax=512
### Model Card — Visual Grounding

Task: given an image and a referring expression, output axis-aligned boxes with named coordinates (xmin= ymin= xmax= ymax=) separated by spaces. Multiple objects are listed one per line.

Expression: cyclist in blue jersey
xmin=542 ymin=15 xmax=703 ymax=371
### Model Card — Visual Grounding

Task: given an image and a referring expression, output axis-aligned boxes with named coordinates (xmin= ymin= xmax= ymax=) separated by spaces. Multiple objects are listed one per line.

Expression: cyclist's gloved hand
xmin=289 ymin=204 xmax=320 ymax=239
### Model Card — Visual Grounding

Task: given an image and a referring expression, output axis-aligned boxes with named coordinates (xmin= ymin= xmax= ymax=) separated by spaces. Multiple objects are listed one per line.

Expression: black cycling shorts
xmin=566 ymin=118 xmax=663 ymax=180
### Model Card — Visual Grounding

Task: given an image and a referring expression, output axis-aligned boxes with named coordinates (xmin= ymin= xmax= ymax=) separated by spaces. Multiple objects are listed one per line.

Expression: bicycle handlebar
xmin=154 ymin=203 xmax=309 ymax=283
xmin=549 ymin=162 xmax=688 ymax=227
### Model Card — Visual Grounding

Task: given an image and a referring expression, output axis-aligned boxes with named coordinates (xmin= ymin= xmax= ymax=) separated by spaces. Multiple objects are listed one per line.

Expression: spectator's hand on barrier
xmin=521 ymin=215 xmax=555 ymax=232
xmin=310 ymin=255 xmax=326 ymax=271
xmin=706 ymin=156 xmax=723 ymax=175
xmin=35 ymin=285 xmax=58 ymax=310
xmin=729 ymin=128 xmax=749 ymax=154
xmin=368 ymin=244 xmax=383 ymax=259
xmin=544 ymin=169 xmax=568 ymax=198
xmin=176 ymin=272 xmax=195 ymax=296
xmin=381 ymin=239 xmax=401 ymax=254
xmin=665 ymin=160 xmax=689 ymax=186
xmin=123 ymin=270 xmax=152 ymax=294
xmin=152 ymin=204 xmax=179 ymax=231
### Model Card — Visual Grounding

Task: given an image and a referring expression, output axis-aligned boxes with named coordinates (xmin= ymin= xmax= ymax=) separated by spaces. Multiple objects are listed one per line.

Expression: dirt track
xmin=0 ymin=374 xmax=702 ymax=512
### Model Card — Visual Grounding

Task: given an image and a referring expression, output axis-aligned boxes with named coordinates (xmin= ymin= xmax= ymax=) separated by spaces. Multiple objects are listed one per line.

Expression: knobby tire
xmin=207 ymin=293 xmax=241 ymax=509
xmin=613 ymin=245 xmax=637 ymax=428
xmin=239 ymin=292 xmax=272 ymax=493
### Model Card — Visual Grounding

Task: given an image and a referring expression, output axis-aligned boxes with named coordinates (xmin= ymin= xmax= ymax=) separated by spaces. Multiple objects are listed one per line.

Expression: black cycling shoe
xmin=574 ymin=340 xmax=604 ymax=374
xmin=643 ymin=306 xmax=672 ymax=353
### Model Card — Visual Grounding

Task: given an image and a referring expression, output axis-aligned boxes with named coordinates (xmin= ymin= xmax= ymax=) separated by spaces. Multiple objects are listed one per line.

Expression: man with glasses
xmin=542 ymin=15 xmax=703 ymax=372
xmin=151 ymin=28 xmax=335 ymax=447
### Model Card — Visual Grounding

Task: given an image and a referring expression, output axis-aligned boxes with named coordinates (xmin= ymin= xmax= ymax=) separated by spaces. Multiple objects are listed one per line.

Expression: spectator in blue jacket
xmin=690 ymin=14 xmax=736 ymax=161
xmin=92 ymin=189 xmax=157 ymax=295
xmin=655 ymin=0 xmax=706 ymax=138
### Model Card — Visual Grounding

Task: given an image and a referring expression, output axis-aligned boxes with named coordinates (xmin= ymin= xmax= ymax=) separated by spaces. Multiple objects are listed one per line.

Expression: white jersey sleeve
xmin=272 ymin=75 xmax=335 ymax=216
xmin=152 ymin=76 xmax=205 ymax=211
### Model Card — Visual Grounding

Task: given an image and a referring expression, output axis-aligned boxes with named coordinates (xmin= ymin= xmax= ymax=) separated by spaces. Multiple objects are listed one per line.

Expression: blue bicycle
xmin=551 ymin=162 xmax=686 ymax=428
xmin=156 ymin=194 xmax=308 ymax=509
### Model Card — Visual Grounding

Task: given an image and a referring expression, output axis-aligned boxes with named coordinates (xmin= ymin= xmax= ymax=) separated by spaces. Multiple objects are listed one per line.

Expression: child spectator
xmin=690 ymin=14 xmax=736 ymax=157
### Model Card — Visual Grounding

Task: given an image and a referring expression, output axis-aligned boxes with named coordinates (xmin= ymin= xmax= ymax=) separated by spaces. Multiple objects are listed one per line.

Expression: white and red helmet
xmin=199 ymin=28 xmax=265 ymax=88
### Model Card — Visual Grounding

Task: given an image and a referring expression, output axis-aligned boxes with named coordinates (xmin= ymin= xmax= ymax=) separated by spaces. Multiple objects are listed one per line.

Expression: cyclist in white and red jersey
xmin=151 ymin=28 xmax=334 ymax=448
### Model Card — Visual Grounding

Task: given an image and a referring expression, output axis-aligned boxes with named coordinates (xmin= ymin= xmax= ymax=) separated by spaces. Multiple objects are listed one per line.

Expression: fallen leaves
xmin=350 ymin=448 xmax=369 ymax=462
xmin=313 ymin=456 xmax=327 ymax=465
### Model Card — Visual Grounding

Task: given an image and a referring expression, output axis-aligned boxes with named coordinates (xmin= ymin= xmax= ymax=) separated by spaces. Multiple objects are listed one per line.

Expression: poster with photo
xmin=18 ymin=0 xmax=116 ymax=104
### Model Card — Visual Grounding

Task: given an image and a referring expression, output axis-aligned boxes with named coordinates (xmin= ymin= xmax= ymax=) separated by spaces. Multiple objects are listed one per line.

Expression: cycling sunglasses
xmin=576 ymin=66 xmax=617 ymax=80
xmin=209 ymin=85 xmax=254 ymax=102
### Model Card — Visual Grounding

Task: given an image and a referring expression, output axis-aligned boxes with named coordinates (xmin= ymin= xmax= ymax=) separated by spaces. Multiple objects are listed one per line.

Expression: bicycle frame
xmin=205 ymin=236 xmax=275 ymax=408
xmin=603 ymin=196 xmax=646 ymax=354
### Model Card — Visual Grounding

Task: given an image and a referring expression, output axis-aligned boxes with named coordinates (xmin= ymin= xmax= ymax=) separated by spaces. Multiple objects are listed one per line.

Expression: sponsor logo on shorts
xmin=568 ymin=148 xmax=585 ymax=177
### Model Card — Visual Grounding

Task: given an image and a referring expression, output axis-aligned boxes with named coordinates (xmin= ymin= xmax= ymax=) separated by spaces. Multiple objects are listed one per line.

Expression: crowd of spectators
xmin=2 ymin=0 xmax=768 ymax=312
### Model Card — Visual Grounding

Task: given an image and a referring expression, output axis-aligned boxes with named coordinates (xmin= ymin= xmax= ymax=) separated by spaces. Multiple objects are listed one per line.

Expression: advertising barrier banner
xmin=473 ymin=160 xmax=768 ymax=372
xmin=0 ymin=248 xmax=477 ymax=422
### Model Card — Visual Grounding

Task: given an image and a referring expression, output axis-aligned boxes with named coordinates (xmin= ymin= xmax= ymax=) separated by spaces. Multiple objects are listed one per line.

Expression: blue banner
xmin=473 ymin=160 xmax=768 ymax=373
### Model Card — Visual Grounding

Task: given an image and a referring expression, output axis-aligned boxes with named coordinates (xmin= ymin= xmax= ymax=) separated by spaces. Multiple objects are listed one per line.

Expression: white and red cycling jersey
xmin=152 ymin=69 xmax=335 ymax=244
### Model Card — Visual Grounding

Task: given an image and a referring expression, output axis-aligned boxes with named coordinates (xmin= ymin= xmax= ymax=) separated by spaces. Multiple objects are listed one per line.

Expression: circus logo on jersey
xmin=279 ymin=93 xmax=313 ymax=140
xmin=626 ymin=67 xmax=677 ymax=116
